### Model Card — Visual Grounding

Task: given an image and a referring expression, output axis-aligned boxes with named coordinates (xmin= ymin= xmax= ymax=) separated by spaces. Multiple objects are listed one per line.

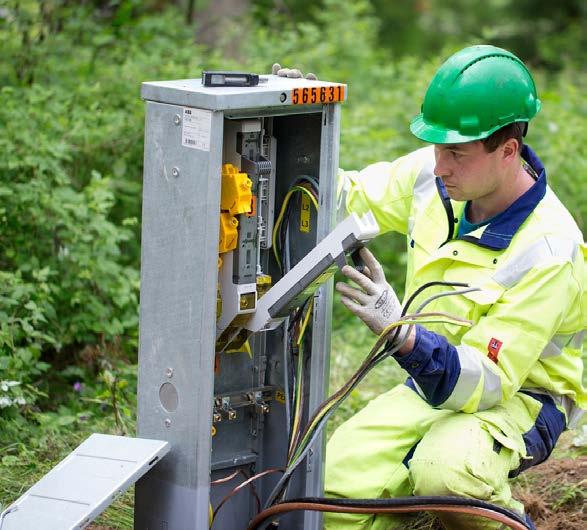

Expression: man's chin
xmin=445 ymin=186 xmax=465 ymax=201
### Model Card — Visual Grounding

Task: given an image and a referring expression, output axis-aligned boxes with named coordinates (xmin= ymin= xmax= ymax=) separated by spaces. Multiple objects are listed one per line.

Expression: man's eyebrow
xmin=443 ymin=144 xmax=467 ymax=153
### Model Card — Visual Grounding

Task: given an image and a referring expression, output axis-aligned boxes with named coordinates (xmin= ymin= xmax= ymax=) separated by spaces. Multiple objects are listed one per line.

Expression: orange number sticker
xmin=290 ymin=85 xmax=345 ymax=105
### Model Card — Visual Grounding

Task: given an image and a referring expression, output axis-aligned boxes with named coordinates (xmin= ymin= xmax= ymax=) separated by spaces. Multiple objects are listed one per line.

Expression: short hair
xmin=481 ymin=122 xmax=527 ymax=153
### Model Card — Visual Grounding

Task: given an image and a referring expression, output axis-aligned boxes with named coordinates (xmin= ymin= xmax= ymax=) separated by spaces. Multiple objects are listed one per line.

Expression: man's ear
xmin=502 ymin=137 xmax=520 ymax=162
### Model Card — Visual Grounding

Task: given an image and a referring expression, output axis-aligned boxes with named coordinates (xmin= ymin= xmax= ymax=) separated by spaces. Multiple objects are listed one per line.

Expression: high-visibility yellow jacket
xmin=342 ymin=145 xmax=586 ymax=430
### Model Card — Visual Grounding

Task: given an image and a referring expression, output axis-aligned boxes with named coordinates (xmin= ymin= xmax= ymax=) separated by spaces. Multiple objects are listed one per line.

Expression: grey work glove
xmin=272 ymin=62 xmax=317 ymax=80
xmin=336 ymin=248 xmax=404 ymax=338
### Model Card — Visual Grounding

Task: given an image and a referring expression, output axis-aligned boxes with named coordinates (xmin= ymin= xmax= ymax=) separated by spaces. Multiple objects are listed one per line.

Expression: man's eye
xmin=451 ymin=151 xmax=462 ymax=159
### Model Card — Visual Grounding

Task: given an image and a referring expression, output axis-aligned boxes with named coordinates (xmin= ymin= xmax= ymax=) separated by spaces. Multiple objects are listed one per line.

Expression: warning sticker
xmin=182 ymin=107 xmax=212 ymax=151
xmin=275 ymin=390 xmax=286 ymax=404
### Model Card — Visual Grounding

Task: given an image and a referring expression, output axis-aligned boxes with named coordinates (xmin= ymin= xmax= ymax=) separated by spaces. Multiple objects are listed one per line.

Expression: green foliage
xmin=0 ymin=1 xmax=584 ymax=525
xmin=0 ymin=2 xmax=200 ymax=413
xmin=0 ymin=82 xmax=140 ymax=410
xmin=528 ymin=70 xmax=587 ymax=231
xmin=551 ymin=482 xmax=585 ymax=510
xmin=252 ymin=0 xmax=587 ymax=68
xmin=0 ymin=0 xmax=584 ymax=421
xmin=81 ymin=362 xmax=137 ymax=435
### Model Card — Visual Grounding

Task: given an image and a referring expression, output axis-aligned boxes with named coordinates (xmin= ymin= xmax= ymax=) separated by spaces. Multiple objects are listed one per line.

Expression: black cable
xmin=279 ymin=196 xmax=295 ymax=270
xmin=278 ymin=180 xmax=319 ymax=272
xmin=383 ymin=280 xmax=470 ymax=353
xmin=265 ymin=337 xmax=406 ymax=508
xmin=287 ymin=297 xmax=311 ymax=331
xmin=289 ymin=496 xmax=530 ymax=525
xmin=266 ymin=329 xmax=401 ymax=505
xmin=250 ymin=496 xmax=532 ymax=530
xmin=401 ymin=281 xmax=470 ymax=318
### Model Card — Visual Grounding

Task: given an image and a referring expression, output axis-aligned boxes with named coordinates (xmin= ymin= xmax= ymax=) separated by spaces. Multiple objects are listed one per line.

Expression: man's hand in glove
xmin=272 ymin=63 xmax=317 ymax=80
xmin=336 ymin=248 xmax=415 ymax=354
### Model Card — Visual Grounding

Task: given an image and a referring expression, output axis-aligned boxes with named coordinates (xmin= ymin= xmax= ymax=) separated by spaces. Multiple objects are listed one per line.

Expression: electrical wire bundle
xmin=271 ymin=175 xmax=320 ymax=463
xmin=247 ymin=495 xmax=533 ymax=530
xmin=263 ymin=280 xmax=480 ymax=510
xmin=272 ymin=175 xmax=319 ymax=273
xmin=211 ymin=467 xmax=288 ymax=528
xmin=286 ymin=297 xmax=314 ymax=462
xmin=270 ymin=175 xmax=320 ymax=461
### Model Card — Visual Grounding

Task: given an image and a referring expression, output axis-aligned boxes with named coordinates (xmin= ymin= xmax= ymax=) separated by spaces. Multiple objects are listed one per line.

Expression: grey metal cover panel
xmin=0 ymin=434 xmax=169 ymax=530
xmin=141 ymin=75 xmax=347 ymax=110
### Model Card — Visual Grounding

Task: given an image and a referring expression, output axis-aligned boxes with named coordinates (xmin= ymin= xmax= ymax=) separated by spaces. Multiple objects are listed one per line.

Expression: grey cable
xmin=415 ymin=287 xmax=481 ymax=313
xmin=282 ymin=317 xmax=292 ymax=442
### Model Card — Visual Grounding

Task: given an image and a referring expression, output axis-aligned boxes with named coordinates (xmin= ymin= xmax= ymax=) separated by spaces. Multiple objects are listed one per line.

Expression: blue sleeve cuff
xmin=393 ymin=325 xmax=432 ymax=374
xmin=392 ymin=325 xmax=461 ymax=407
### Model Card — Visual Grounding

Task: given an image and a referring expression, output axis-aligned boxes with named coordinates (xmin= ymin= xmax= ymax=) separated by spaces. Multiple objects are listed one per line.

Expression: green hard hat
xmin=410 ymin=45 xmax=541 ymax=144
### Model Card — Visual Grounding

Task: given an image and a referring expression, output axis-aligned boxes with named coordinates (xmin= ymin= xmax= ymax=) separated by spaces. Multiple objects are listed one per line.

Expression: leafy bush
xmin=0 ymin=83 xmax=140 ymax=410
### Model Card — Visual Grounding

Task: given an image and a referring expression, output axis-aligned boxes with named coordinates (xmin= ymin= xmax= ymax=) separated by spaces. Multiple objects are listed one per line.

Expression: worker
xmin=274 ymin=44 xmax=586 ymax=530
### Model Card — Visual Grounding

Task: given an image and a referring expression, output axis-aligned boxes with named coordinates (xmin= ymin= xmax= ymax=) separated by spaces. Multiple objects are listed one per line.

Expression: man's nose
xmin=434 ymin=150 xmax=451 ymax=177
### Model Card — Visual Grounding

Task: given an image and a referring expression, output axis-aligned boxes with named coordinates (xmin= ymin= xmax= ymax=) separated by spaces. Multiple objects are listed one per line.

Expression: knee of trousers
xmin=409 ymin=452 xmax=493 ymax=499
xmin=408 ymin=417 xmax=512 ymax=501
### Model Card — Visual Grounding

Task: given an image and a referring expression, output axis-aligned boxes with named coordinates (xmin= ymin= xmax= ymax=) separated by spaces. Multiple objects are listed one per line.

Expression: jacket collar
xmin=438 ymin=144 xmax=547 ymax=251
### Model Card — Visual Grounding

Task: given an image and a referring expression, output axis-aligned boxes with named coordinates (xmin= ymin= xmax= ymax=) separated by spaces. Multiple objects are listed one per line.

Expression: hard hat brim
xmin=410 ymin=114 xmax=486 ymax=144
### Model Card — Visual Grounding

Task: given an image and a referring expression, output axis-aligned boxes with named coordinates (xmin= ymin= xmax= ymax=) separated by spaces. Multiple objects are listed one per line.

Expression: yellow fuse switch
xmin=218 ymin=212 xmax=238 ymax=253
xmin=256 ymin=274 xmax=272 ymax=298
xmin=221 ymin=163 xmax=253 ymax=215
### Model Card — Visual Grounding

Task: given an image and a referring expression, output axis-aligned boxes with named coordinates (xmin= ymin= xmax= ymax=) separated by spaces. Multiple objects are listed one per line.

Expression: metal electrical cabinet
xmin=136 ymin=75 xmax=346 ymax=530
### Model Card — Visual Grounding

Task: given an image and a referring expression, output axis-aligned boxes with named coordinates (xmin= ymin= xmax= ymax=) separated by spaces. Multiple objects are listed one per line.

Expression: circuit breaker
xmin=136 ymin=73 xmax=350 ymax=530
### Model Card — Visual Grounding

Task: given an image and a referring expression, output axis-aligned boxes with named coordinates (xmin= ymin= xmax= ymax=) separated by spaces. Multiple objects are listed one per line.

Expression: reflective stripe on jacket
xmin=343 ymin=145 xmax=586 ymax=427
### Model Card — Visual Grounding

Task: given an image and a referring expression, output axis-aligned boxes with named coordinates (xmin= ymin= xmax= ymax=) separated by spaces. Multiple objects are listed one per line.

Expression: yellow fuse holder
xmin=256 ymin=274 xmax=272 ymax=298
xmin=221 ymin=163 xmax=253 ymax=215
xmin=218 ymin=212 xmax=238 ymax=253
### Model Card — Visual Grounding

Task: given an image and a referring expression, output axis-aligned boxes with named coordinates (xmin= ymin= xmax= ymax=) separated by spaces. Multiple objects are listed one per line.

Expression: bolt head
xmin=171 ymin=167 xmax=180 ymax=177
xmin=164 ymin=418 xmax=172 ymax=428
xmin=173 ymin=114 xmax=181 ymax=125
xmin=165 ymin=367 xmax=173 ymax=378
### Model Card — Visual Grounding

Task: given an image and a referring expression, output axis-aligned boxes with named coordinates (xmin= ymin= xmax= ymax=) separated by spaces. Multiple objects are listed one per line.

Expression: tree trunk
xmin=193 ymin=0 xmax=251 ymax=57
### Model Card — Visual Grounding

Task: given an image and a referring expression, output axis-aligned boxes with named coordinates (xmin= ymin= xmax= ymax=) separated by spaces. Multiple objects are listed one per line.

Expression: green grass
xmin=0 ymin=414 xmax=134 ymax=528
xmin=326 ymin=290 xmax=407 ymax=439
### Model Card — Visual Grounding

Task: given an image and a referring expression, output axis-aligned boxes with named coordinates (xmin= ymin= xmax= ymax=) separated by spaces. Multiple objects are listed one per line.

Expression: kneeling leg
xmin=324 ymin=384 xmax=451 ymax=530
xmin=409 ymin=413 xmax=523 ymax=530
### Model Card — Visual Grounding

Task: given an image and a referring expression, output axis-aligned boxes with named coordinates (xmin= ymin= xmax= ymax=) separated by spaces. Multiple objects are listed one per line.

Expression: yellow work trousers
xmin=324 ymin=384 xmax=540 ymax=530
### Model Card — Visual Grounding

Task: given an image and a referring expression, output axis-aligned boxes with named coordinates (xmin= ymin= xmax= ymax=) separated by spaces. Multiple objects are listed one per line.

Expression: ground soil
xmin=513 ymin=455 xmax=586 ymax=530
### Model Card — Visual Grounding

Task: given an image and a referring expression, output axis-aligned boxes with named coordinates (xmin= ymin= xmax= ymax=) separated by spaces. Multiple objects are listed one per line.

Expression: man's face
xmin=433 ymin=141 xmax=502 ymax=201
